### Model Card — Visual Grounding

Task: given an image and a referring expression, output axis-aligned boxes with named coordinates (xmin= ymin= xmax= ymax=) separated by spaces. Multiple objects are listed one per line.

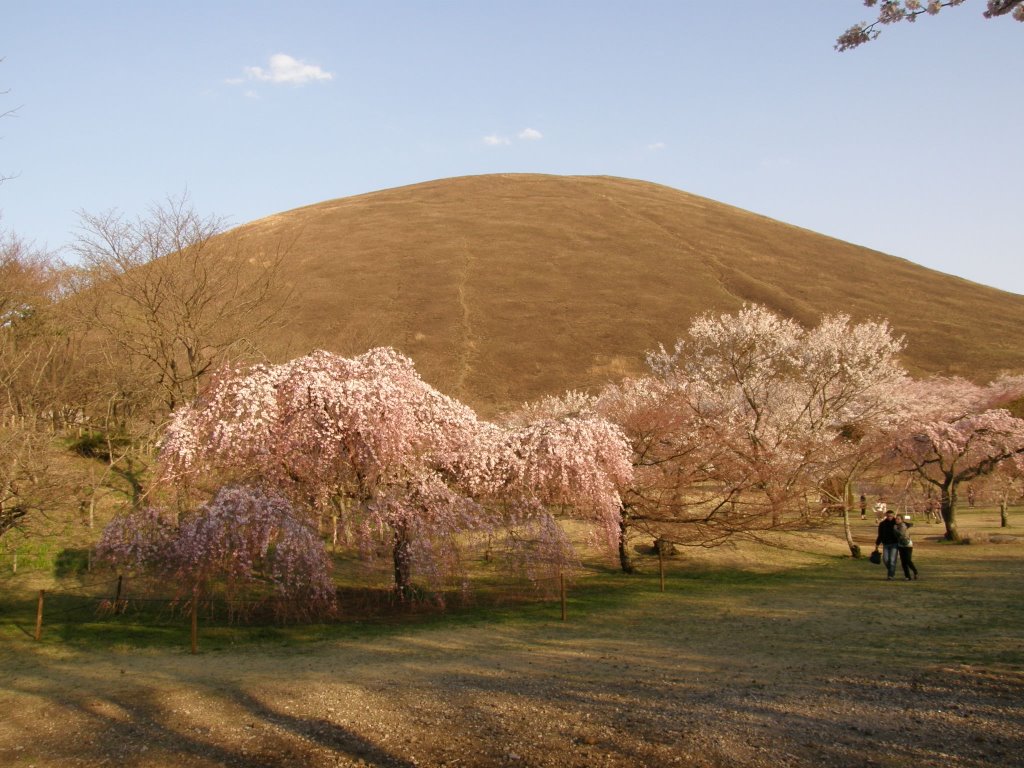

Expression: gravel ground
xmin=2 ymin=622 xmax=1022 ymax=767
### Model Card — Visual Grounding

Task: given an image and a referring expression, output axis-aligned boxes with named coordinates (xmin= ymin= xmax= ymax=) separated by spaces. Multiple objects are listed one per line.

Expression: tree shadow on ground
xmin=2 ymin=543 xmax=1022 ymax=767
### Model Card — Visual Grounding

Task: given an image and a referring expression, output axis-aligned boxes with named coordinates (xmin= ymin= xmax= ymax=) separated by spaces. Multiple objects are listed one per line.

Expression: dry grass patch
xmin=220 ymin=174 xmax=1024 ymax=414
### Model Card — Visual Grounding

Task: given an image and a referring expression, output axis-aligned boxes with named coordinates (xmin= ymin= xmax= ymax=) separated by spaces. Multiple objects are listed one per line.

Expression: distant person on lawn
xmin=923 ymin=492 xmax=941 ymax=524
xmin=873 ymin=498 xmax=888 ymax=521
xmin=895 ymin=515 xmax=918 ymax=581
xmin=874 ymin=509 xmax=900 ymax=580
xmin=860 ymin=493 xmax=867 ymax=520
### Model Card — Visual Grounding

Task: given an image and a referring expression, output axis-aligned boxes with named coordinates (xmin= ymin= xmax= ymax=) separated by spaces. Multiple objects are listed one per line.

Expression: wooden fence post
xmin=190 ymin=586 xmax=199 ymax=655
xmin=560 ymin=571 xmax=567 ymax=621
xmin=114 ymin=574 xmax=124 ymax=613
xmin=659 ymin=545 xmax=665 ymax=593
xmin=34 ymin=590 xmax=44 ymax=641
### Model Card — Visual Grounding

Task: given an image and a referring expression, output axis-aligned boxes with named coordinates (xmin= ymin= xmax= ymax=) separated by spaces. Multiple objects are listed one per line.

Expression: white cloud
xmin=647 ymin=142 xmax=666 ymax=151
xmin=242 ymin=53 xmax=333 ymax=85
xmin=483 ymin=129 xmax=543 ymax=146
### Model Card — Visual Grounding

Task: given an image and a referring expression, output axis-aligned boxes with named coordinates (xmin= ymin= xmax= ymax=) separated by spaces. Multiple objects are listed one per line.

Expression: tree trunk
xmin=1000 ymin=493 xmax=1009 ymax=528
xmin=941 ymin=479 xmax=960 ymax=541
xmin=617 ymin=508 xmax=635 ymax=574
xmin=842 ymin=480 xmax=860 ymax=558
xmin=392 ymin=522 xmax=413 ymax=599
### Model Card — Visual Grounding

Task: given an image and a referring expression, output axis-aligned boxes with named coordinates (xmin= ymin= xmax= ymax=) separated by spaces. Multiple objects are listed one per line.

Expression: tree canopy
xmin=103 ymin=347 xmax=633 ymax=600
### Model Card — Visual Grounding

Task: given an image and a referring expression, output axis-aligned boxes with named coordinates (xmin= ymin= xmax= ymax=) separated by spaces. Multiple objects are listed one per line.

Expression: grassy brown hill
xmin=230 ymin=173 xmax=1024 ymax=414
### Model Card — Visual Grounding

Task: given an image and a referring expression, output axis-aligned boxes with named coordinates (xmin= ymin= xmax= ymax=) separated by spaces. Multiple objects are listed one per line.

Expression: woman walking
xmin=896 ymin=515 xmax=918 ymax=581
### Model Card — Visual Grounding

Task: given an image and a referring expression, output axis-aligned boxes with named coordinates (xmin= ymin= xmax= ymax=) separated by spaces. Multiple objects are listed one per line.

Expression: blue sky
xmin=3 ymin=2 xmax=1022 ymax=294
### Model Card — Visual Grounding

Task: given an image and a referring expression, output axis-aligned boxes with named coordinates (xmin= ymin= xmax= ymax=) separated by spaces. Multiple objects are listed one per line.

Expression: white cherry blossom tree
xmin=585 ymin=305 xmax=908 ymax=566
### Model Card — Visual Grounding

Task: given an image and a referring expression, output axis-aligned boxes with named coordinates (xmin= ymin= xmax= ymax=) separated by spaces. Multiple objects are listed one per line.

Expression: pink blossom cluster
xmin=837 ymin=1 xmax=1022 ymax=51
xmin=893 ymin=376 xmax=1024 ymax=493
xmin=153 ymin=347 xmax=633 ymax=594
xmin=97 ymin=485 xmax=335 ymax=616
xmin=654 ymin=306 xmax=908 ymax=484
xmin=473 ymin=415 xmax=633 ymax=551
xmin=161 ymin=348 xmax=480 ymax=497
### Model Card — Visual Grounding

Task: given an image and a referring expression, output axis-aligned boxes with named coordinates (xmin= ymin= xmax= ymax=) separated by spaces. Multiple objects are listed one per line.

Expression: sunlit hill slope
xmin=229 ymin=174 xmax=1024 ymax=414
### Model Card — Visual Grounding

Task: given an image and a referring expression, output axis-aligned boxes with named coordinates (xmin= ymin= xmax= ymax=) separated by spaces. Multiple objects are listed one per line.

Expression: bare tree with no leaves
xmin=71 ymin=193 xmax=294 ymax=418
xmin=1 ymin=58 xmax=19 ymax=185
xmin=0 ymin=234 xmax=82 ymax=540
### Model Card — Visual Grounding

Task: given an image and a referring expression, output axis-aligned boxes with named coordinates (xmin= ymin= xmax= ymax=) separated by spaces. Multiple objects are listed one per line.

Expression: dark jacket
xmin=876 ymin=516 xmax=900 ymax=546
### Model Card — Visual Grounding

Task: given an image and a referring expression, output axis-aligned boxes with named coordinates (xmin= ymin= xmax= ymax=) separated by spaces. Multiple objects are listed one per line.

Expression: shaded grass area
xmin=4 ymin=530 xmax=1022 ymax=674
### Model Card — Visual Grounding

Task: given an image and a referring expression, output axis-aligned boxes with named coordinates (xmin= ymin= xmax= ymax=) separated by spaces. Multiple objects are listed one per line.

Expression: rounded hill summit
xmin=232 ymin=174 xmax=1024 ymax=413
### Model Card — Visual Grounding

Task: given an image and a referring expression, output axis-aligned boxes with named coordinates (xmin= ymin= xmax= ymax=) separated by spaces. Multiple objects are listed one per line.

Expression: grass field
xmin=1 ymin=509 xmax=1021 ymax=767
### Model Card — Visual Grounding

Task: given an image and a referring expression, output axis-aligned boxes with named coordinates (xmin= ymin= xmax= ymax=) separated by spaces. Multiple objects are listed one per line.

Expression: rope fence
xmin=24 ymin=502 xmax=1017 ymax=652
xmin=13 ymin=561 xmax=601 ymax=654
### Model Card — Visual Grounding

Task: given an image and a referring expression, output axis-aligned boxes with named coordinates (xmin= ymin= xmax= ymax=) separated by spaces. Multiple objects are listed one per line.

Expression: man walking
xmin=874 ymin=509 xmax=900 ymax=581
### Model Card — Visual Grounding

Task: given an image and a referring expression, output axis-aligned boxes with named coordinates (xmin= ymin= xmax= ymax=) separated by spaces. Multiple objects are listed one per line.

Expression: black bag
xmin=868 ymin=550 xmax=882 ymax=565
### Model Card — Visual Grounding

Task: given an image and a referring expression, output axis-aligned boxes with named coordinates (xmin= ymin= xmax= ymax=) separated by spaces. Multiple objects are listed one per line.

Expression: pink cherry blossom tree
xmin=473 ymin=412 xmax=633 ymax=579
xmin=588 ymin=377 xmax=722 ymax=571
xmin=157 ymin=347 xmax=631 ymax=597
xmin=159 ymin=347 xmax=482 ymax=596
xmin=972 ymin=461 xmax=1024 ymax=528
xmin=837 ymin=1 xmax=1023 ymax=51
xmin=891 ymin=376 xmax=1024 ymax=540
xmin=97 ymin=485 xmax=335 ymax=619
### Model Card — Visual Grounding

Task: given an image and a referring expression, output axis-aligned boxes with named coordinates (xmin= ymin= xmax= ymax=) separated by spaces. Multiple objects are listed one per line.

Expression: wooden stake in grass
xmin=190 ymin=585 xmax=199 ymax=655
xmin=658 ymin=544 xmax=666 ymax=592
xmin=560 ymin=570 xmax=567 ymax=621
xmin=34 ymin=590 xmax=44 ymax=641
xmin=114 ymin=574 xmax=126 ymax=614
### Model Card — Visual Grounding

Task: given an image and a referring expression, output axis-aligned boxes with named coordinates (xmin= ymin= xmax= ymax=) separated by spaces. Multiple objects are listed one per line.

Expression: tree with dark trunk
xmin=597 ymin=306 xmax=907 ymax=568
xmin=892 ymin=377 xmax=1024 ymax=541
